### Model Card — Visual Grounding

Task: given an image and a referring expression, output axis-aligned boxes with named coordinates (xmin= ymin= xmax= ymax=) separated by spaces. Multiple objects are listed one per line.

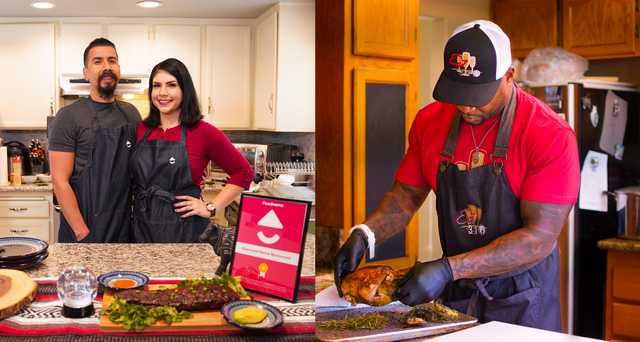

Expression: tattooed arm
xmin=448 ymin=200 xmax=571 ymax=280
xmin=364 ymin=181 xmax=430 ymax=244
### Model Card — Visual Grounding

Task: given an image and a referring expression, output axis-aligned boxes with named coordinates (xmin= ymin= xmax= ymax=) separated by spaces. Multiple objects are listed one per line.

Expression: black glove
xmin=334 ymin=229 xmax=368 ymax=296
xmin=395 ymin=258 xmax=453 ymax=306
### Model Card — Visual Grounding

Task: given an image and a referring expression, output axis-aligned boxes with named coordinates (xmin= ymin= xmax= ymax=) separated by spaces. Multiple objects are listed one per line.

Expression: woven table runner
xmin=0 ymin=277 xmax=315 ymax=337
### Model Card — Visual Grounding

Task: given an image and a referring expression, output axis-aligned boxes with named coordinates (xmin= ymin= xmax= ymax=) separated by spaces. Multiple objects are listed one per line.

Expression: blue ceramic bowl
xmin=222 ymin=300 xmax=284 ymax=330
xmin=0 ymin=237 xmax=48 ymax=261
xmin=97 ymin=271 xmax=149 ymax=290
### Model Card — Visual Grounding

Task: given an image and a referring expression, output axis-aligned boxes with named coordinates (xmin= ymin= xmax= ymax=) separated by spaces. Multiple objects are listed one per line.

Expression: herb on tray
xmin=102 ymin=298 xmax=192 ymax=331
xmin=318 ymin=313 xmax=389 ymax=330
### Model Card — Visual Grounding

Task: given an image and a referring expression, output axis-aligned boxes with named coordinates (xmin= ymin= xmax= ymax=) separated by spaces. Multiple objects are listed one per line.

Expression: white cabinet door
xmin=204 ymin=26 xmax=251 ymax=129
xmin=105 ymin=24 xmax=151 ymax=75
xmin=0 ymin=23 xmax=55 ymax=129
xmin=253 ymin=11 xmax=278 ymax=130
xmin=275 ymin=4 xmax=315 ymax=132
xmin=59 ymin=23 xmax=104 ymax=75
xmin=152 ymin=25 xmax=202 ymax=96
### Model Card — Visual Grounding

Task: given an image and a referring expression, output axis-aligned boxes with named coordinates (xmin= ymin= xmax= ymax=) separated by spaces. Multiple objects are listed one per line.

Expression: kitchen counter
xmin=0 ymin=183 xmax=52 ymax=192
xmin=27 ymin=236 xmax=315 ymax=279
xmin=597 ymin=237 xmax=640 ymax=253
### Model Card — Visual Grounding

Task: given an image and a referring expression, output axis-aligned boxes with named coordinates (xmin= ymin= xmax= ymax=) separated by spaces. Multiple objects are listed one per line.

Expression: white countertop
xmin=431 ymin=321 xmax=605 ymax=342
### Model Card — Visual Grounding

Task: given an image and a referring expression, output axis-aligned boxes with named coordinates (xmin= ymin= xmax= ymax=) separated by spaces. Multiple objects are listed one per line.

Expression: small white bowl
xmin=21 ymin=175 xmax=37 ymax=184
xmin=36 ymin=174 xmax=51 ymax=183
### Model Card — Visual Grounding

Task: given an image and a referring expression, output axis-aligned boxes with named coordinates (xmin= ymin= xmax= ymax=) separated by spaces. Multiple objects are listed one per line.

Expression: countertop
xmin=597 ymin=237 xmax=640 ymax=253
xmin=0 ymin=183 xmax=52 ymax=192
xmin=27 ymin=234 xmax=315 ymax=279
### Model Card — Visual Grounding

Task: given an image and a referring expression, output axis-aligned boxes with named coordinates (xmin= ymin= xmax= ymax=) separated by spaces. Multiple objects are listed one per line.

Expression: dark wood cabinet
xmin=492 ymin=0 xmax=558 ymax=59
xmin=562 ymin=0 xmax=639 ymax=59
xmin=604 ymin=249 xmax=640 ymax=341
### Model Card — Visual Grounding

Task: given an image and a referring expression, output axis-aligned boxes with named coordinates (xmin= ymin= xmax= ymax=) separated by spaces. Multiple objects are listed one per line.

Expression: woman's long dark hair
xmin=144 ymin=58 xmax=203 ymax=128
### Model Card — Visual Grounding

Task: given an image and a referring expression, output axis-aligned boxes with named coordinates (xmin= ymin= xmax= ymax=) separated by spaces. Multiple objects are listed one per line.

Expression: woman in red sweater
xmin=130 ymin=58 xmax=253 ymax=242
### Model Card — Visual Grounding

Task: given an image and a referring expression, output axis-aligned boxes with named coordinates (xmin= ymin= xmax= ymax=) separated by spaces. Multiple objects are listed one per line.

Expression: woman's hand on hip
xmin=174 ymin=196 xmax=210 ymax=219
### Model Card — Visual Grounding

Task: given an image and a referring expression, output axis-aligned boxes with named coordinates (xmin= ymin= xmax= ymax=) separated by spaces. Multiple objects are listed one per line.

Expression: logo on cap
xmin=448 ymin=52 xmax=481 ymax=78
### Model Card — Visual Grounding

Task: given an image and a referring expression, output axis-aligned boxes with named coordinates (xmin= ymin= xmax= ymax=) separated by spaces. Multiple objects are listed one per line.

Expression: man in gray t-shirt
xmin=49 ymin=38 xmax=141 ymax=243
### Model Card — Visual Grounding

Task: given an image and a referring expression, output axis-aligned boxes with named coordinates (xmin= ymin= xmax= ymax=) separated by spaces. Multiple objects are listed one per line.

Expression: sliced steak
xmin=115 ymin=283 xmax=240 ymax=310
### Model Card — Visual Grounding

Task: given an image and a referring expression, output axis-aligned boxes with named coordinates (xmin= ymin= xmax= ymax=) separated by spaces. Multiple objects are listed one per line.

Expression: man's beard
xmin=97 ymin=71 xmax=117 ymax=98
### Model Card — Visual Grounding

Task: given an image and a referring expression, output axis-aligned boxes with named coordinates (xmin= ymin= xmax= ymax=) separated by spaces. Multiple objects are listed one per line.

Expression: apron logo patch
xmin=169 ymin=157 xmax=176 ymax=165
xmin=455 ymin=204 xmax=487 ymax=236
xmin=126 ymin=141 xmax=132 ymax=148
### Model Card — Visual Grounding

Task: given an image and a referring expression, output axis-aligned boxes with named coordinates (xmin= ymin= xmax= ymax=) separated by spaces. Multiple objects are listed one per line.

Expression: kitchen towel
xmin=0 ymin=146 xmax=9 ymax=186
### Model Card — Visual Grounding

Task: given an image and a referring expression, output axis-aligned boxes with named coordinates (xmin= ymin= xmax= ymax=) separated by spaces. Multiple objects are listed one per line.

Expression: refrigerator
xmin=528 ymin=80 xmax=640 ymax=338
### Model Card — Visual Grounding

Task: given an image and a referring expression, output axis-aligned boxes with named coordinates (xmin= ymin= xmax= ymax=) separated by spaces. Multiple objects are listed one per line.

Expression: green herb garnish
xmin=102 ymin=299 xmax=193 ymax=331
xmin=318 ymin=313 xmax=388 ymax=330
xmin=177 ymin=273 xmax=248 ymax=297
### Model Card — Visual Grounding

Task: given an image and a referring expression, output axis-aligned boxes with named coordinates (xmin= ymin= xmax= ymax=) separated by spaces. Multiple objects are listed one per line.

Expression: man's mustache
xmin=99 ymin=70 xmax=117 ymax=81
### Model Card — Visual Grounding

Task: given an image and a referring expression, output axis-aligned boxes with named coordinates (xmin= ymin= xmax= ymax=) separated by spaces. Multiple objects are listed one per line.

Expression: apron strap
xmin=492 ymin=83 xmax=518 ymax=160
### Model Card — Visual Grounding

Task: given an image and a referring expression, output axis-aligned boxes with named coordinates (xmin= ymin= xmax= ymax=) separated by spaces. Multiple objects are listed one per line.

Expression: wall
xmin=417 ymin=0 xmax=490 ymax=261
xmin=586 ymin=57 xmax=640 ymax=84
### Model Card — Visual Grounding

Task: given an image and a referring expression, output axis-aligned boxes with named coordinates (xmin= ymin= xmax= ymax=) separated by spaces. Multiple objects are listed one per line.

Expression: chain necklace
xmin=469 ymin=118 xmax=500 ymax=166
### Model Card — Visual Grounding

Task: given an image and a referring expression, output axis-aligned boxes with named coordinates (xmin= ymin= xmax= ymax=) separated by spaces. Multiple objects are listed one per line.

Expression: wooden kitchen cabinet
xmin=0 ymin=23 xmax=55 ymax=129
xmin=203 ymin=26 xmax=251 ymax=129
xmin=317 ymin=0 xmax=419 ymax=270
xmin=353 ymin=68 xmax=418 ymax=269
xmin=253 ymin=3 xmax=315 ymax=132
xmin=59 ymin=23 xmax=105 ymax=75
xmin=353 ymin=0 xmax=417 ymax=60
xmin=491 ymin=0 xmax=558 ymax=59
xmin=604 ymin=249 xmax=640 ymax=341
xmin=562 ymin=0 xmax=639 ymax=59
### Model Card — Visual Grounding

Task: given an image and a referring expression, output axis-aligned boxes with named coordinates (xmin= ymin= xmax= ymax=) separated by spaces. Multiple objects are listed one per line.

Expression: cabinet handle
xmin=268 ymin=93 xmax=274 ymax=114
xmin=9 ymin=207 xmax=28 ymax=212
xmin=9 ymin=229 xmax=29 ymax=233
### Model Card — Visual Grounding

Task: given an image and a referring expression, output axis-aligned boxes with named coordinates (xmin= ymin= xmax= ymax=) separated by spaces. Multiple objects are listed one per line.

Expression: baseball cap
xmin=433 ymin=20 xmax=512 ymax=107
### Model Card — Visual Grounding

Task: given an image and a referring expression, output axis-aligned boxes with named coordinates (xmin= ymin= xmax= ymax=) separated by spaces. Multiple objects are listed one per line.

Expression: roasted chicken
xmin=340 ymin=266 xmax=409 ymax=306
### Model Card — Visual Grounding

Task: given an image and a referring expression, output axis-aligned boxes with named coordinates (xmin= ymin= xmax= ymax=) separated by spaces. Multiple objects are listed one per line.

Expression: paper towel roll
xmin=0 ymin=146 xmax=9 ymax=186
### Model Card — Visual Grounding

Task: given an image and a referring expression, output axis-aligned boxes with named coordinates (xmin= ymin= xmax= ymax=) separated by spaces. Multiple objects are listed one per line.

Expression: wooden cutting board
xmin=316 ymin=304 xmax=477 ymax=342
xmin=100 ymin=284 xmax=230 ymax=331
xmin=0 ymin=269 xmax=37 ymax=320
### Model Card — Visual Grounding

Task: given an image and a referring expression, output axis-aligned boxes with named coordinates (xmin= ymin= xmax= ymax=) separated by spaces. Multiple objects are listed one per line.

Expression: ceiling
xmin=0 ymin=0 xmax=312 ymax=18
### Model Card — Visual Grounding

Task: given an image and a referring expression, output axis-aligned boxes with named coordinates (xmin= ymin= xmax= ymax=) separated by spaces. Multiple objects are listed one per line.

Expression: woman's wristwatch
xmin=205 ymin=202 xmax=217 ymax=217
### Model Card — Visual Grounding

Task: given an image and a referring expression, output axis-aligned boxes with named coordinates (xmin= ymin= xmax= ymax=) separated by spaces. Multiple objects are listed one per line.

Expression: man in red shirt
xmin=334 ymin=20 xmax=580 ymax=331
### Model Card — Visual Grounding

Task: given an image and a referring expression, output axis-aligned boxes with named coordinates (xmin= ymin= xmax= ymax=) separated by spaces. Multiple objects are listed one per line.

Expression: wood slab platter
xmin=100 ymin=284 xmax=229 ymax=331
xmin=0 ymin=269 xmax=37 ymax=320
xmin=316 ymin=304 xmax=477 ymax=342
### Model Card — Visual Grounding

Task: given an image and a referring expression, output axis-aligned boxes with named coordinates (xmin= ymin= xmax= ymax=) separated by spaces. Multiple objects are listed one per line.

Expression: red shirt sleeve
xmin=201 ymin=122 xmax=254 ymax=189
xmin=395 ymin=109 xmax=429 ymax=189
xmin=519 ymin=125 xmax=580 ymax=205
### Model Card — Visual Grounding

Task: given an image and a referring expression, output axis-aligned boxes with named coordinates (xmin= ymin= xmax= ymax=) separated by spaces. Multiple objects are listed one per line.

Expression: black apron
xmin=58 ymin=98 xmax=135 ymax=243
xmin=130 ymin=126 xmax=210 ymax=243
xmin=435 ymin=86 xmax=561 ymax=331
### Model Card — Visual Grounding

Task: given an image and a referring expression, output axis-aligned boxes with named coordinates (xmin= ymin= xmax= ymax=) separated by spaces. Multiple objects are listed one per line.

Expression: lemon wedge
xmin=233 ymin=306 xmax=268 ymax=324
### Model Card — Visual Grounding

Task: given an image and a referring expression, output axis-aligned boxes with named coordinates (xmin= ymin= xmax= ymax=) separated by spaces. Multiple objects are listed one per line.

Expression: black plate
xmin=0 ymin=237 xmax=48 ymax=261
xmin=0 ymin=251 xmax=48 ymax=270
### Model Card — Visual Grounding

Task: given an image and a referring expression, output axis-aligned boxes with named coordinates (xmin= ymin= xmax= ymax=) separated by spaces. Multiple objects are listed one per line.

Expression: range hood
xmin=60 ymin=74 xmax=148 ymax=96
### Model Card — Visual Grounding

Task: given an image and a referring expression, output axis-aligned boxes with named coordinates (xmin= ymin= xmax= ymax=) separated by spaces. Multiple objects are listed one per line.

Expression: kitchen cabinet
xmin=491 ymin=0 xmax=558 ymax=59
xmin=59 ymin=23 xmax=105 ymax=75
xmin=105 ymin=24 xmax=151 ymax=75
xmin=203 ymin=26 xmax=251 ymax=129
xmin=317 ymin=0 xmax=419 ymax=269
xmin=563 ymin=0 xmax=638 ymax=59
xmin=0 ymin=23 xmax=55 ymax=129
xmin=0 ymin=192 xmax=55 ymax=244
xmin=604 ymin=248 xmax=640 ymax=341
xmin=353 ymin=0 xmax=418 ymax=60
xmin=353 ymin=68 xmax=418 ymax=269
xmin=152 ymin=25 xmax=202 ymax=95
xmin=253 ymin=3 xmax=315 ymax=132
